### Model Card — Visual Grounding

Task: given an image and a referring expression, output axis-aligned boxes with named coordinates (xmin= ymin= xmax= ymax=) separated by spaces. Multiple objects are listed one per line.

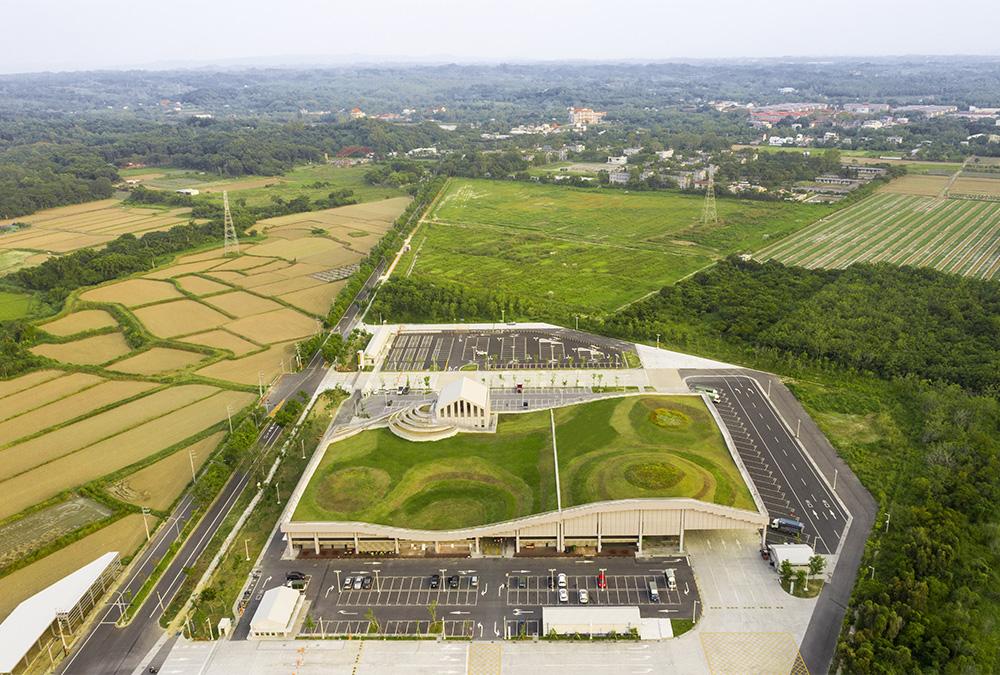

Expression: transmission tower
xmin=701 ymin=167 xmax=718 ymax=225
xmin=223 ymin=190 xmax=240 ymax=256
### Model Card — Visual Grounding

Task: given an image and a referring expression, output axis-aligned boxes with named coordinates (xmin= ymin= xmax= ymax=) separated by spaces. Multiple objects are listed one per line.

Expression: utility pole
xmin=276 ymin=483 xmax=281 ymax=504
xmin=301 ymin=438 xmax=306 ymax=460
xmin=226 ymin=404 xmax=233 ymax=434
xmin=655 ymin=333 xmax=660 ymax=350
xmin=258 ymin=371 xmax=264 ymax=399
xmin=833 ymin=468 xmax=839 ymax=491
xmin=885 ymin=512 xmax=891 ymax=533
xmin=796 ymin=418 xmax=801 ymax=438
xmin=141 ymin=508 xmax=150 ymax=541
xmin=188 ymin=448 xmax=197 ymax=482
xmin=244 ymin=538 xmax=251 ymax=562
xmin=701 ymin=167 xmax=718 ymax=225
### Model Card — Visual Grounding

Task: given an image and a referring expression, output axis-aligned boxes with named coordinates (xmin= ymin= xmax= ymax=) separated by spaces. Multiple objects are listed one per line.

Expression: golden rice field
xmin=40 ymin=309 xmax=118 ymax=336
xmin=0 ymin=200 xmax=194 ymax=255
xmin=174 ymin=274 xmax=232 ymax=295
xmin=195 ymin=341 xmax=297 ymax=385
xmin=202 ymin=290 xmax=283 ymax=317
xmin=181 ymin=329 xmax=260 ymax=356
xmin=107 ymin=431 xmax=223 ymax=511
xmin=132 ymin=299 xmax=230 ymax=337
xmin=81 ymin=278 xmax=183 ymax=306
xmin=0 ymin=383 xmax=218 ymax=478
xmin=0 ymin=372 xmax=103 ymax=420
xmin=108 ymin=347 xmax=208 ymax=375
xmin=0 ymin=389 xmax=254 ymax=519
xmin=0 ymin=514 xmax=150 ymax=619
xmin=950 ymin=175 xmax=1000 ymax=198
xmin=0 ymin=380 xmax=156 ymax=447
xmin=30 ymin=332 xmax=132 ymax=365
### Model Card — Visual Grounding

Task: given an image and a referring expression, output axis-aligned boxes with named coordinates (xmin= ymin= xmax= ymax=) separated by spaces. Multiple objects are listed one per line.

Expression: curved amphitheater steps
xmin=388 ymin=404 xmax=458 ymax=442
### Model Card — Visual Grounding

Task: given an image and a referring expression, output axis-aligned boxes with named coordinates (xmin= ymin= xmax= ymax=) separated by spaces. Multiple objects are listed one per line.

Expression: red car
xmin=597 ymin=571 xmax=607 ymax=589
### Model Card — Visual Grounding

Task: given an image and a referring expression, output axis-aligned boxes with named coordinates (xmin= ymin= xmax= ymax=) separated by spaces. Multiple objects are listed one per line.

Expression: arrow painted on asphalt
xmin=478 ymin=622 xmax=483 ymax=638
xmin=494 ymin=621 xmax=500 ymax=637
xmin=481 ymin=584 xmax=488 ymax=596
xmin=657 ymin=609 xmax=679 ymax=613
xmin=684 ymin=582 xmax=690 ymax=595
xmin=512 ymin=609 xmax=534 ymax=616
xmin=449 ymin=611 xmax=470 ymax=615
xmin=337 ymin=610 xmax=357 ymax=615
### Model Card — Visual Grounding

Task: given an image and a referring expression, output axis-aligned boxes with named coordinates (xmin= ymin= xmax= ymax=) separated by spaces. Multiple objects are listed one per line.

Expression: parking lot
xmin=236 ymin=556 xmax=699 ymax=640
xmin=382 ymin=328 xmax=635 ymax=371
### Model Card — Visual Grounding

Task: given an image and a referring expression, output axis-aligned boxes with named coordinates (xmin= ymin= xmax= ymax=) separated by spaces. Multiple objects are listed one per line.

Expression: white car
xmin=558 ymin=588 xmax=569 ymax=603
xmin=578 ymin=589 xmax=589 ymax=604
xmin=557 ymin=573 xmax=568 ymax=588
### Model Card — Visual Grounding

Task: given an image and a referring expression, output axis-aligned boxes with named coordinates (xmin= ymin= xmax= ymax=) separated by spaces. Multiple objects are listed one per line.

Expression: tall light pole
xmin=226 ymin=404 xmax=234 ymax=433
xmin=244 ymin=538 xmax=251 ymax=562
xmin=141 ymin=508 xmax=150 ymax=541
xmin=693 ymin=599 xmax=699 ymax=623
xmin=188 ymin=448 xmax=197 ymax=482
xmin=885 ymin=512 xmax=891 ymax=533
xmin=833 ymin=468 xmax=839 ymax=491
xmin=655 ymin=333 xmax=660 ymax=350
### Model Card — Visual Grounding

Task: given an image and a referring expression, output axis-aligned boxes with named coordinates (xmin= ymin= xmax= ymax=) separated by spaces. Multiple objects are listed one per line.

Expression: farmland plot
xmin=0 ymin=372 xmax=103 ymax=421
xmin=180 ymin=329 xmax=260 ymax=356
xmin=108 ymin=431 xmax=224 ymax=511
xmin=40 ymin=309 xmax=117 ymax=336
xmin=0 ymin=496 xmax=112 ymax=569
xmin=196 ymin=341 xmax=297 ymax=385
xmin=0 ymin=390 xmax=254 ymax=519
xmin=81 ymin=278 xmax=183 ymax=306
xmin=108 ymin=348 xmax=208 ymax=375
xmin=758 ymin=193 xmax=1000 ymax=280
xmin=133 ymin=299 xmax=230 ymax=337
xmin=30 ymin=332 xmax=132 ymax=365
xmin=0 ymin=370 xmax=63 ymax=398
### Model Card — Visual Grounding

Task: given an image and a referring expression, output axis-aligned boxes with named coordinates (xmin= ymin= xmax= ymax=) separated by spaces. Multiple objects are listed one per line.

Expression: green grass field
xmin=294 ymin=410 xmax=556 ymax=528
xmin=733 ymin=145 xmax=964 ymax=175
xmin=757 ymin=193 xmax=1000 ymax=279
xmin=555 ymin=396 xmax=755 ymax=510
xmin=0 ymin=290 xmax=34 ymax=320
xmin=404 ymin=178 xmax=829 ymax=314
xmin=293 ymin=395 xmax=755 ymax=529
xmin=196 ymin=164 xmax=405 ymax=207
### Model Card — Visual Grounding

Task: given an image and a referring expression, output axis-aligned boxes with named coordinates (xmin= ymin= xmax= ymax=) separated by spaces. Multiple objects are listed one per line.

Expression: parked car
xmin=518 ymin=577 xmax=528 ymax=589
xmin=597 ymin=571 xmax=607 ymax=589
xmin=557 ymin=573 xmax=568 ymax=589
xmin=509 ymin=576 xmax=519 ymax=589
xmin=430 ymin=574 xmax=441 ymax=589
xmin=362 ymin=576 xmax=373 ymax=590
xmin=286 ymin=571 xmax=306 ymax=581
xmin=343 ymin=576 xmax=354 ymax=589
xmin=353 ymin=576 xmax=363 ymax=590
xmin=578 ymin=589 xmax=589 ymax=604
xmin=470 ymin=575 xmax=479 ymax=588
xmin=558 ymin=588 xmax=569 ymax=603
xmin=448 ymin=575 xmax=460 ymax=589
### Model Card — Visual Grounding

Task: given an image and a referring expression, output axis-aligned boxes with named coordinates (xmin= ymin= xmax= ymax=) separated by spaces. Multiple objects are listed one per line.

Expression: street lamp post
xmin=188 ymin=448 xmax=197 ymax=482
xmin=655 ymin=333 xmax=660 ymax=350
xmin=244 ymin=538 xmax=251 ymax=562
xmin=334 ymin=570 xmax=342 ymax=591
xmin=141 ymin=508 xmax=150 ymax=541
xmin=693 ymin=599 xmax=700 ymax=623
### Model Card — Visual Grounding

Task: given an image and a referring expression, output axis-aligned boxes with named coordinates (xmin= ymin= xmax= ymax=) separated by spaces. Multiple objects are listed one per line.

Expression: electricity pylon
xmin=701 ymin=167 xmax=718 ymax=225
xmin=223 ymin=190 xmax=240 ymax=256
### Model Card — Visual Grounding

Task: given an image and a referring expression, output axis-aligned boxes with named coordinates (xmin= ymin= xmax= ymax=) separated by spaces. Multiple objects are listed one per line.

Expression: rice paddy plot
xmin=224 ymin=307 xmax=320 ymax=344
xmin=81 ymin=278 xmax=183 ymax=307
xmin=949 ymin=175 xmax=1000 ymax=199
xmin=30 ymin=332 xmax=132 ymax=365
xmin=0 ymin=380 xmax=156 ymax=447
xmin=879 ymin=174 xmax=951 ymax=197
xmin=757 ymin=193 xmax=1000 ymax=280
xmin=0 ymin=290 xmax=34 ymax=320
xmin=0 ymin=372 xmax=103 ymax=422
xmin=0 ymin=389 xmax=254 ymax=519
xmin=195 ymin=341 xmax=297 ymax=386
xmin=0 ymin=384 xmax=218 ymax=479
xmin=133 ymin=299 xmax=230 ymax=338
xmin=39 ymin=309 xmax=118 ymax=336
xmin=202 ymin=290 xmax=283 ymax=317
xmin=278 ymin=280 xmax=345 ymax=315
xmin=0 ymin=495 xmax=112 ymax=569
xmin=0 ymin=514 xmax=151 ymax=620
xmin=174 ymin=274 xmax=233 ymax=295
xmin=107 ymin=431 xmax=224 ymax=511
xmin=180 ymin=329 xmax=260 ymax=356
xmin=108 ymin=347 xmax=208 ymax=375
xmin=0 ymin=370 xmax=63 ymax=398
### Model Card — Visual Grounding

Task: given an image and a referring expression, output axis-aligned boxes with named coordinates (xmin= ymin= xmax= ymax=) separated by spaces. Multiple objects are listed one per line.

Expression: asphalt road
xmin=61 ymin=425 xmax=286 ymax=675
xmin=232 ymin=556 xmax=698 ymax=641
xmin=683 ymin=369 xmax=877 ymax=674
xmin=686 ymin=375 xmax=847 ymax=555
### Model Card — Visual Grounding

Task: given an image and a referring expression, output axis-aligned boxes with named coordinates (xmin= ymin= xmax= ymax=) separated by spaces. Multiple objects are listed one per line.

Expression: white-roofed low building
xmin=248 ymin=586 xmax=303 ymax=639
xmin=767 ymin=543 xmax=815 ymax=570
xmin=542 ymin=606 xmax=641 ymax=637
xmin=0 ymin=552 xmax=120 ymax=675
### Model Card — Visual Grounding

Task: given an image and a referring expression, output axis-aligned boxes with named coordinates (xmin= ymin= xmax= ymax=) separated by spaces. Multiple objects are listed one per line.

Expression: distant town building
xmin=607 ymin=156 xmax=628 ymax=165
xmin=406 ymin=147 xmax=439 ymax=157
xmin=568 ymin=107 xmax=607 ymax=126
xmin=842 ymin=103 xmax=890 ymax=114
xmin=622 ymin=147 xmax=643 ymax=156
xmin=608 ymin=170 xmax=630 ymax=185
xmin=656 ymin=149 xmax=675 ymax=160
xmin=175 ymin=188 xmax=199 ymax=196
xmin=891 ymin=105 xmax=958 ymax=118
xmin=349 ymin=107 xmax=365 ymax=119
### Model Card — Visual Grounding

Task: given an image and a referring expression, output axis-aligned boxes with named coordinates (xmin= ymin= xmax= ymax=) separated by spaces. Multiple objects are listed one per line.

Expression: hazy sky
xmin=3 ymin=0 xmax=999 ymax=74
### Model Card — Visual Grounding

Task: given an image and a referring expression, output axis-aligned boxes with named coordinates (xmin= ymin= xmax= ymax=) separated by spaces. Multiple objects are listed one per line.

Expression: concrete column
xmin=679 ymin=510 xmax=686 ymax=553
xmin=286 ymin=536 xmax=294 ymax=558
xmin=314 ymin=533 xmax=320 ymax=555
xmin=596 ymin=513 xmax=602 ymax=553
xmin=434 ymin=541 xmax=440 ymax=553
xmin=353 ymin=533 xmax=360 ymax=554
xmin=515 ymin=532 xmax=521 ymax=553
xmin=637 ymin=511 xmax=643 ymax=556
xmin=475 ymin=537 xmax=481 ymax=555
xmin=394 ymin=538 xmax=400 ymax=554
